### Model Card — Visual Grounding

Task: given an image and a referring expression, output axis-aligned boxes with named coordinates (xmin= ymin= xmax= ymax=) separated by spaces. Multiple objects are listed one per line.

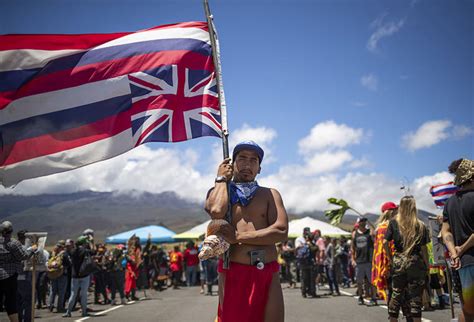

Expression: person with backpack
xmin=108 ymin=245 xmax=127 ymax=305
xmin=384 ymin=196 xmax=430 ymax=322
xmin=47 ymin=240 xmax=70 ymax=313
xmin=63 ymin=235 xmax=96 ymax=318
xmin=296 ymin=228 xmax=317 ymax=298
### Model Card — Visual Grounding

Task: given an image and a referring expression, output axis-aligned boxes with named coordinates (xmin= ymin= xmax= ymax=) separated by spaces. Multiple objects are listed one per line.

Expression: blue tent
xmin=105 ymin=225 xmax=176 ymax=244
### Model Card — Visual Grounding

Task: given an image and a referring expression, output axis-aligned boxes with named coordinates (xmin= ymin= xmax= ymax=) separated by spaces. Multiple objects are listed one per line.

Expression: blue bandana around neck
xmin=229 ymin=181 xmax=260 ymax=206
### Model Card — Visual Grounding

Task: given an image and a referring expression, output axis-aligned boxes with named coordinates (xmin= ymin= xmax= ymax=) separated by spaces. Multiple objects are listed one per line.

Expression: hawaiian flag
xmin=430 ymin=182 xmax=459 ymax=208
xmin=0 ymin=22 xmax=222 ymax=187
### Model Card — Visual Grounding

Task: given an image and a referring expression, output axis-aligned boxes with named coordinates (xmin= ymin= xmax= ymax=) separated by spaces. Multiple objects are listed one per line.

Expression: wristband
xmin=215 ymin=176 xmax=227 ymax=183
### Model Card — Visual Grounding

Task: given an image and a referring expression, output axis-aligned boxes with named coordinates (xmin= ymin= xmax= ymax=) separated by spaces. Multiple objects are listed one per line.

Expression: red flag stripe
xmin=0 ymin=51 xmax=213 ymax=110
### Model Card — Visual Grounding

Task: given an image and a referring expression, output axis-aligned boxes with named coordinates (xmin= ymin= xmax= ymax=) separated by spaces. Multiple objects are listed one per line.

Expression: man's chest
xmin=231 ymin=195 xmax=269 ymax=231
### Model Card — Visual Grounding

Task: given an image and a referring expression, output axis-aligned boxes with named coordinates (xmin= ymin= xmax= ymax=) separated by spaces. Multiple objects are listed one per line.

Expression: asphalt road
xmin=1 ymin=285 xmax=461 ymax=322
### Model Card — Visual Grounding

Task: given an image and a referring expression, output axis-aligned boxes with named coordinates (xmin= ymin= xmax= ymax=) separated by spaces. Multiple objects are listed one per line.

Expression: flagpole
xmin=203 ymin=0 xmax=231 ymax=269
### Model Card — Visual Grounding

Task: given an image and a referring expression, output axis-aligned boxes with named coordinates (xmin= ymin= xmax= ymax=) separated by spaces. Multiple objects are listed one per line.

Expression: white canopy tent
xmin=174 ymin=220 xmax=211 ymax=240
xmin=288 ymin=216 xmax=350 ymax=238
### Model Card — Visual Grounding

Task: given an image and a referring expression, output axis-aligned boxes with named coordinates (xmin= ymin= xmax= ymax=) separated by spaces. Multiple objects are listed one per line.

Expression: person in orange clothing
xmin=169 ymin=245 xmax=184 ymax=289
xmin=372 ymin=202 xmax=398 ymax=301
xmin=125 ymin=235 xmax=141 ymax=301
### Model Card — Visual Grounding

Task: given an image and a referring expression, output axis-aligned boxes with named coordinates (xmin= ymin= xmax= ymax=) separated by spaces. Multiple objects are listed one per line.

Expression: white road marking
xmin=73 ymin=297 xmax=147 ymax=321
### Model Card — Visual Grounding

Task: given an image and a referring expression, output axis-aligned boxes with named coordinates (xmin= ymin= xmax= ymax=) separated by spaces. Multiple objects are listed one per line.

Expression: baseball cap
xmin=381 ymin=202 xmax=398 ymax=213
xmin=232 ymin=141 xmax=264 ymax=163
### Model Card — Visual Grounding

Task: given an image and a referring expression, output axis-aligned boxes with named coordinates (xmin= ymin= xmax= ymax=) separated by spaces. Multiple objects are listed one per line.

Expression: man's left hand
xmin=215 ymin=223 xmax=238 ymax=244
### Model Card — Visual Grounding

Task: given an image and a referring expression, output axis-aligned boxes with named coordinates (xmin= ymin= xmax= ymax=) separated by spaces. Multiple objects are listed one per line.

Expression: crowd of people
xmin=0 ymin=225 xmax=220 ymax=321
xmin=274 ymin=158 xmax=473 ymax=322
xmin=0 ymin=156 xmax=472 ymax=322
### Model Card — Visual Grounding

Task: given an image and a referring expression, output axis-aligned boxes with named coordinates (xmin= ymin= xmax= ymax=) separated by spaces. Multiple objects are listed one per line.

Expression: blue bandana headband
xmin=230 ymin=181 xmax=260 ymax=206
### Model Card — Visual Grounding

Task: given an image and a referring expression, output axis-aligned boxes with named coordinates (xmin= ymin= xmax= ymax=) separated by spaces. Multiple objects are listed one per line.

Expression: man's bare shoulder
xmin=258 ymin=186 xmax=283 ymax=198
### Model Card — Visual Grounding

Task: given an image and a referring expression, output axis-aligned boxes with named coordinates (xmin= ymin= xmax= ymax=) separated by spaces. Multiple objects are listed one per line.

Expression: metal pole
xmin=203 ymin=0 xmax=231 ymax=269
xmin=444 ymin=260 xmax=455 ymax=319
xmin=31 ymin=255 xmax=36 ymax=322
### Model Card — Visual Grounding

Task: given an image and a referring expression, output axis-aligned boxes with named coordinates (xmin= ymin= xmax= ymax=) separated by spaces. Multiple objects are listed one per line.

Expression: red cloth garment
xmin=217 ymin=260 xmax=279 ymax=322
xmin=125 ymin=262 xmax=139 ymax=295
xmin=125 ymin=248 xmax=141 ymax=295
xmin=371 ymin=222 xmax=394 ymax=301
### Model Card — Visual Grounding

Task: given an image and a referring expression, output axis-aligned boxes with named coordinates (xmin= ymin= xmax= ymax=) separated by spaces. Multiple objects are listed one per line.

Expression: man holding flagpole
xmin=205 ymin=141 xmax=288 ymax=322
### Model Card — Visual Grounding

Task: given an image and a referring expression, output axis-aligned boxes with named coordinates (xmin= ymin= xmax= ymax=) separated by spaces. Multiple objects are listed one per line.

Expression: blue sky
xmin=1 ymin=0 xmax=472 ymax=213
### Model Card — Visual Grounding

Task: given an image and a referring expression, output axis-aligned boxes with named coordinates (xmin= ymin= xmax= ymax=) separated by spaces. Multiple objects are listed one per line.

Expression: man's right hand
xmin=451 ymin=249 xmax=461 ymax=270
xmin=217 ymin=158 xmax=233 ymax=182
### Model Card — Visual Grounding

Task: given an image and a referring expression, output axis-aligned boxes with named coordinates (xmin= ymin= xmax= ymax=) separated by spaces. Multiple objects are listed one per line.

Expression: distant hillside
xmin=0 ymin=191 xmax=208 ymax=244
xmin=0 ymin=190 xmax=437 ymax=245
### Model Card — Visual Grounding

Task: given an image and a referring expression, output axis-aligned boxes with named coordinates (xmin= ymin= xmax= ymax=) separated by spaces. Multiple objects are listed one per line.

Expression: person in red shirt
xmin=183 ymin=242 xmax=200 ymax=287
xmin=169 ymin=246 xmax=183 ymax=289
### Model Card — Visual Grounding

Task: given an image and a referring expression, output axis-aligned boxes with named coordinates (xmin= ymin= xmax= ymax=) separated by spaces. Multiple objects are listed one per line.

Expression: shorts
xmin=429 ymin=273 xmax=441 ymax=289
xmin=356 ymin=262 xmax=372 ymax=283
xmin=459 ymin=264 xmax=474 ymax=315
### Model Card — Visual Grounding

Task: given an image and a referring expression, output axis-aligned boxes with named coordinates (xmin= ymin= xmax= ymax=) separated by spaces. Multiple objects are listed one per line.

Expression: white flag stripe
xmin=0 ymin=75 xmax=131 ymax=126
xmin=0 ymin=129 xmax=133 ymax=188
xmin=0 ymin=49 xmax=84 ymax=72
xmin=93 ymin=27 xmax=211 ymax=51
xmin=0 ymin=27 xmax=210 ymax=73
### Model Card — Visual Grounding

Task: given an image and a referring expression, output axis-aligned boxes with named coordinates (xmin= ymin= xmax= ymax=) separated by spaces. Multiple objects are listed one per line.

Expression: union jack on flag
xmin=129 ymin=64 xmax=221 ymax=145
xmin=430 ymin=182 xmax=459 ymax=208
xmin=0 ymin=22 xmax=222 ymax=187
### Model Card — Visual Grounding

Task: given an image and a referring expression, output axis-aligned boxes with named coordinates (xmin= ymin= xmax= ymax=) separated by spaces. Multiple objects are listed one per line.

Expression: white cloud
xmin=367 ymin=15 xmax=405 ymax=52
xmin=0 ymin=146 xmax=213 ymax=203
xmin=452 ymin=125 xmax=473 ymax=138
xmin=261 ymin=170 xmax=453 ymax=214
xmin=402 ymin=120 xmax=472 ymax=151
xmin=349 ymin=157 xmax=373 ymax=169
xmin=361 ymin=73 xmax=378 ymax=91
xmin=304 ymin=150 xmax=353 ymax=175
xmin=298 ymin=121 xmax=365 ymax=154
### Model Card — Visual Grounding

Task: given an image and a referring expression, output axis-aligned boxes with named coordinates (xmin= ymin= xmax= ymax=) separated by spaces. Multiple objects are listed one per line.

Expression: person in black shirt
xmin=441 ymin=158 xmax=474 ymax=321
xmin=63 ymin=235 xmax=96 ymax=318
xmin=351 ymin=217 xmax=377 ymax=306
xmin=384 ymin=196 xmax=430 ymax=322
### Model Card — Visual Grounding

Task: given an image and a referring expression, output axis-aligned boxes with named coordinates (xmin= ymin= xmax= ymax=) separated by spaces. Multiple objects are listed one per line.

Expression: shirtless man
xmin=205 ymin=141 xmax=288 ymax=322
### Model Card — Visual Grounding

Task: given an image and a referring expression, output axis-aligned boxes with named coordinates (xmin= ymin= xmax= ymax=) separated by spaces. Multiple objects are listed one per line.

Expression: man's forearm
xmin=442 ymin=231 xmax=457 ymax=256
xmin=205 ymin=184 xmax=229 ymax=219
xmin=236 ymin=226 xmax=288 ymax=245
